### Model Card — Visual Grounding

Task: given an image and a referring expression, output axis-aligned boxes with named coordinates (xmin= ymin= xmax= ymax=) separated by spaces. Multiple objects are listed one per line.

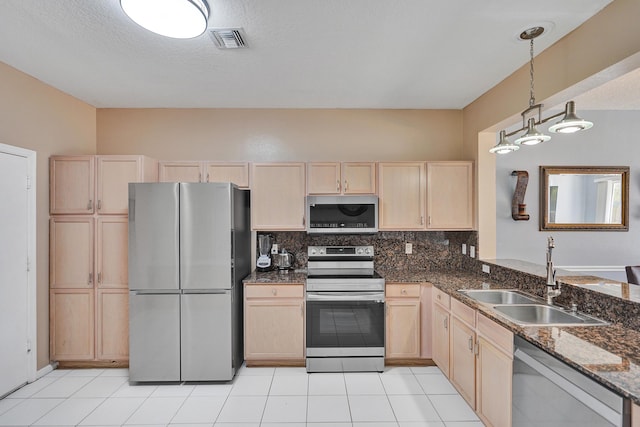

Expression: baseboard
xmin=36 ymin=363 xmax=55 ymax=380
xmin=385 ymin=358 xmax=435 ymax=366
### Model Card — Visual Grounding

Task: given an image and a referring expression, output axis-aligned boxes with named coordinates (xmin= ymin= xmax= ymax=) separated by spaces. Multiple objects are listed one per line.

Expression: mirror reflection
xmin=540 ymin=166 xmax=629 ymax=231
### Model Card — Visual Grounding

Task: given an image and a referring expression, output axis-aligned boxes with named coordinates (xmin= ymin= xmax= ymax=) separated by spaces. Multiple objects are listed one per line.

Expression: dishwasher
xmin=513 ymin=336 xmax=631 ymax=426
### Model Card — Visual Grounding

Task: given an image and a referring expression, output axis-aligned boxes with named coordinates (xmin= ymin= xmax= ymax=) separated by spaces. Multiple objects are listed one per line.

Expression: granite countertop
xmin=242 ymin=268 xmax=640 ymax=405
xmin=381 ymin=268 xmax=640 ymax=406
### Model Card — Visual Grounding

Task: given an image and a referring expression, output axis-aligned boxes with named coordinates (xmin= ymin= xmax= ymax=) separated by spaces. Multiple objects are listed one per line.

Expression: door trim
xmin=0 ymin=143 xmax=37 ymax=383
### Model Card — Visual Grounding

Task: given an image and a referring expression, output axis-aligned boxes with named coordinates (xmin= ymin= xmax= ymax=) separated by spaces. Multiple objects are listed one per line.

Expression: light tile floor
xmin=0 ymin=365 xmax=483 ymax=426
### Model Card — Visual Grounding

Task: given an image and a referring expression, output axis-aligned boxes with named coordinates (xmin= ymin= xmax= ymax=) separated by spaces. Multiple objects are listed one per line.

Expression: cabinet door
xmin=450 ymin=316 xmax=476 ymax=407
xmin=96 ymin=156 xmax=142 ymax=214
xmin=244 ymin=299 xmax=304 ymax=360
xmin=251 ymin=163 xmax=306 ymax=230
xmin=50 ymin=217 xmax=94 ymax=289
xmin=432 ymin=303 xmax=450 ymax=376
xmin=633 ymin=403 xmax=640 ymax=427
xmin=342 ymin=162 xmax=376 ymax=194
xmin=477 ymin=336 xmax=512 ymax=427
xmin=378 ymin=162 xmax=426 ymax=230
xmin=96 ymin=289 xmax=128 ymax=361
xmin=50 ymin=156 xmax=95 ymax=214
xmin=307 ymin=162 xmax=341 ymax=194
xmin=205 ymin=162 xmax=250 ymax=188
xmin=50 ymin=289 xmax=94 ymax=360
xmin=96 ymin=217 xmax=128 ymax=288
xmin=386 ymin=298 xmax=421 ymax=359
xmin=427 ymin=162 xmax=473 ymax=230
xmin=158 ymin=161 xmax=202 ymax=182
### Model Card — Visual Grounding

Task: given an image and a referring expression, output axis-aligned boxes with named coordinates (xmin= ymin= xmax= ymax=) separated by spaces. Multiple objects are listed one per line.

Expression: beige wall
xmin=462 ymin=0 xmax=640 ymax=258
xmin=0 ymin=61 xmax=96 ymax=369
xmin=97 ymin=109 xmax=464 ymax=161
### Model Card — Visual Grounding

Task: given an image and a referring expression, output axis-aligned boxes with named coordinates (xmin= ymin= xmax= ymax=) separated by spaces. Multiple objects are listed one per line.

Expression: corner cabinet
xmin=251 ymin=163 xmax=306 ymax=230
xmin=244 ymin=283 xmax=305 ymax=365
xmin=307 ymin=162 xmax=376 ymax=194
xmin=426 ymin=162 xmax=473 ymax=230
xmin=49 ymin=155 xmax=156 ymax=366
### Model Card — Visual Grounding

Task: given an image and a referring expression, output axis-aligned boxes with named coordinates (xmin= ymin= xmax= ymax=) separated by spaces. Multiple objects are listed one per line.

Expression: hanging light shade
xmin=120 ymin=0 xmax=209 ymax=39
xmin=549 ymin=101 xmax=594 ymax=134
xmin=489 ymin=131 xmax=520 ymax=154
xmin=515 ymin=117 xmax=551 ymax=145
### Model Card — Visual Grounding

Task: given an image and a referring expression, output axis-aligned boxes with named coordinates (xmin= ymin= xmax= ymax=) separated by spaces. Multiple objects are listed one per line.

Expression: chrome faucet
xmin=546 ymin=236 xmax=561 ymax=304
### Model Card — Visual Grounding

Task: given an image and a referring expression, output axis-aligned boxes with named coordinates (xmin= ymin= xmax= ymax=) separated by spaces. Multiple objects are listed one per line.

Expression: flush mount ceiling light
xmin=489 ymin=26 xmax=593 ymax=154
xmin=120 ymin=0 xmax=209 ymax=39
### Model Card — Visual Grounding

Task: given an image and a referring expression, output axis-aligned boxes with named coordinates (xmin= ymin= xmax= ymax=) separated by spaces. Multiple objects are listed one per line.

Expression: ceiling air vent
xmin=209 ymin=28 xmax=247 ymax=49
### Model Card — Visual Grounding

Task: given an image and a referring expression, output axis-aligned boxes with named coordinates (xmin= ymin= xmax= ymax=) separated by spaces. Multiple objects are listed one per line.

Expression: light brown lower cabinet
xmin=385 ymin=284 xmax=421 ymax=359
xmin=50 ymin=289 xmax=95 ymax=360
xmin=432 ymin=290 xmax=514 ymax=427
xmin=244 ymin=283 xmax=305 ymax=365
xmin=632 ymin=402 xmax=640 ymax=427
xmin=96 ymin=289 xmax=129 ymax=360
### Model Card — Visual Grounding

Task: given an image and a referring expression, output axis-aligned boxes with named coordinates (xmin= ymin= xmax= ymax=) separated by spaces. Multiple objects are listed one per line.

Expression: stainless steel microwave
xmin=306 ymin=195 xmax=378 ymax=234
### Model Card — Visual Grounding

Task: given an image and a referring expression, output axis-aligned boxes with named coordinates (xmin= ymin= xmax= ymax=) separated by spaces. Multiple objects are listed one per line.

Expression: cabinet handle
xmin=444 ymin=317 xmax=448 ymax=330
xmin=420 ymin=215 xmax=424 ymax=225
xmin=344 ymin=180 xmax=349 ymax=191
xmin=206 ymin=173 xmax=210 ymax=182
xmin=302 ymin=216 xmax=305 ymax=226
xmin=428 ymin=216 xmax=432 ymax=226
xmin=97 ymin=200 xmax=102 ymax=211
xmin=97 ymin=272 xmax=101 ymax=284
xmin=88 ymin=273 xmax=93 ymax=285
xmin=199 ymin=172 xmax=202 ymax=182
xmin=468 ymin=336 xmax=473 ymax=352
xmin=401 ymin=288 xmax=407 ymax=295
xmin=337 ymin=180 xmax=340 ymax=192
xmin=436 ymin=294 xmax=441 ymax=300
xmin=271 ymin=288 xmax=277 ymax=296
xmin=87 ymin=200 xmax=93 ymax=210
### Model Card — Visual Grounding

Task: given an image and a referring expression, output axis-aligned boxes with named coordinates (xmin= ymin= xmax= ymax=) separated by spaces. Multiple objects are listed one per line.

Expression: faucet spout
xmin=545 ymin=236 xmax=560 ymax=304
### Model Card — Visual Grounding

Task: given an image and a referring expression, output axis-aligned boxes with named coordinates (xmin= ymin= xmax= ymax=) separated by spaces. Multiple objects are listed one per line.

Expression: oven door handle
xmin=306 ymin=292 xmax=385 ymax=302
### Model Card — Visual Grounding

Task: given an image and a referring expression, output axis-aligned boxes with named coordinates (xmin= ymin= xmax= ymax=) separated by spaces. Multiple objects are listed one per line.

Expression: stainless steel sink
xmin=492 ymin=304 xmax=608 ymax=326
xmin=458 ymin=289 xmax=540 ymax=305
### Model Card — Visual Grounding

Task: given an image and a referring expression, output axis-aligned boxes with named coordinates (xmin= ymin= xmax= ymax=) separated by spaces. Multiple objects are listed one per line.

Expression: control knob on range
xmin=365 ymin=248 xmax=371 ymax=254
xmin=311 ymin=248 xmax=317 ymax=255
xmin=356 ymin=248 xmax=364 ymax=255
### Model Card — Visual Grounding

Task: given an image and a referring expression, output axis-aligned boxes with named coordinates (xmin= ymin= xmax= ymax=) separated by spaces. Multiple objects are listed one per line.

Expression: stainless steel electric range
xmin=305 ymin=245 xmax=385 ymax=373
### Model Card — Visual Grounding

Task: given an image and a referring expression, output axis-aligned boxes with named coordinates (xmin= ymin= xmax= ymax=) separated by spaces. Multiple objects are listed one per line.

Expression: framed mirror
xmin=540 ymin=166 xmax=629 ymax=231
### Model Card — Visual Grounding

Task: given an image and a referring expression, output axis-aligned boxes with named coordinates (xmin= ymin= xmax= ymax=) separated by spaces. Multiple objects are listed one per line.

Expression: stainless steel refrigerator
xmin=128 ymin=182 xmax=250 ymax=382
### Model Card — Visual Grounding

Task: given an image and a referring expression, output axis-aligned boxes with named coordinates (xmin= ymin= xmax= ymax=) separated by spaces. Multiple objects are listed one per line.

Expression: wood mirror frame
xmin=540 ymin=166 xmax=629 ymax=231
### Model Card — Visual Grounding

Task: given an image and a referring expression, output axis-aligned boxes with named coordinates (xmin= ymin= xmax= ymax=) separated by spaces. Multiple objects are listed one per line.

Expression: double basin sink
xmin=458 ymin=289 xmax=607 ymax=326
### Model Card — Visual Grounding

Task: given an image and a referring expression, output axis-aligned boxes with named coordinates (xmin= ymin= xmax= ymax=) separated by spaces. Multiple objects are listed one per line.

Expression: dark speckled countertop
xmin=243 ymin=268 xmax=640 ymax=405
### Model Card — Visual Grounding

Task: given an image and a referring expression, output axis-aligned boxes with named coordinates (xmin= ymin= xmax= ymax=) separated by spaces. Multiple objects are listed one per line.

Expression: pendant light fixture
xmin=120 ymin=0 xmax=210 ymax=39
xmin=489 ymin=26 xmax=593 ymax=154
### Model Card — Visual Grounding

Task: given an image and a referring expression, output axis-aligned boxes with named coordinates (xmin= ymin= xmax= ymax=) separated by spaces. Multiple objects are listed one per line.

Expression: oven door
xmin=306 ymin=291 xmax=385 ymax=357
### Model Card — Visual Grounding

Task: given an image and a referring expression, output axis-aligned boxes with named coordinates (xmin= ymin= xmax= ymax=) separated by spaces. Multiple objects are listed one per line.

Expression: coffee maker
xmin=256 ymin=234 xmax=274 ymax=271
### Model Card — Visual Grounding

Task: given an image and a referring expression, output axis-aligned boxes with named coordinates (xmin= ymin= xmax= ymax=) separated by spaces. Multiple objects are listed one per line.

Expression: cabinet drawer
xmin=451 ymin=298 xmax=476 ymax=327
xmin=245 ymin=284 xmax=303 ymax=299
xmin=477 ymin=313 xmax=513 ymax=355
xmin=386 ymin=283 xmax=421 ymax=298
xmin=433 ymin=288 xmax=450 ymax=309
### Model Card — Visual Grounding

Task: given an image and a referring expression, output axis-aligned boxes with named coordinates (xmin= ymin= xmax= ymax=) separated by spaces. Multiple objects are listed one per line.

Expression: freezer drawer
xmin=181 ymin=292 xmax=233 ymax=381
xmin=129 ymin=293 xmax=180 ymax=382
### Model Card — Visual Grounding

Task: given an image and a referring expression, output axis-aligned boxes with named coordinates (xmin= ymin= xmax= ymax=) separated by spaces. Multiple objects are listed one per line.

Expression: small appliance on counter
xmin=274 ymin=248 xmax=295 ymax=272
xmin=256 ymin=233 xmax=274 ymax=271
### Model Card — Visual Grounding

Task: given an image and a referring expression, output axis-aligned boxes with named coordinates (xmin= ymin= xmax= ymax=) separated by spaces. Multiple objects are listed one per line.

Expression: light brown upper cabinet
xmin=50 ymin=155 xmax=157 ymax=215
xmin=427 ymin=162 xmax=474 ymax=230
xmin=307 ymin=162 xmax=376 ymax=194
xmin=378 ymin=162 xmax=426 ymax=229
xmin=158 ymin=161 xmax=249 ymax=188
xmin=251 ymin=163 xmax=306 ymax=230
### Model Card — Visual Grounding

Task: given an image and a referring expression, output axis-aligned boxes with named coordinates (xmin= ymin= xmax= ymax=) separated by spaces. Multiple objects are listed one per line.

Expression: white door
xmin=0 ymin=145 xmax=34 ymax=396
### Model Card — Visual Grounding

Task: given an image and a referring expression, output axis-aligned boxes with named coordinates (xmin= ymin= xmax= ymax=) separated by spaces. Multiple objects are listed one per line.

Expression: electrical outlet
xmin=482 ymin=282 xmax=490 ymax=290
xmin=405 ymin=243 xmax=413 ymax=254
xmin=461 ymin=243 xmax=467 ymax=255
xmin=271 ymin=244 xmax=278 ymax=254
xmin=470 ymin=245 xmax=476 ymax=258
xmin=482 ymin=264 xmax=491 ymax=274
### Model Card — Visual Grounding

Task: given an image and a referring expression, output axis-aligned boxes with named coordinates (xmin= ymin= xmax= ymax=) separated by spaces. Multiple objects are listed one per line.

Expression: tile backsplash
xmin=262 ymin=230 xmax=478 ymax=271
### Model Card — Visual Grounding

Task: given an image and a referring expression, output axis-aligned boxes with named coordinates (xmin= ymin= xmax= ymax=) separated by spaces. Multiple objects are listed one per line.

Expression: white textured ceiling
xmin=0 ymin=0 xmax=618 ymax=109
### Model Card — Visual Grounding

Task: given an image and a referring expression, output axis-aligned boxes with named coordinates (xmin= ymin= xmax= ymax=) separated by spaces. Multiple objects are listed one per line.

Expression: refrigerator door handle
xmin=129 ymin=289 xmax=181 ymax=295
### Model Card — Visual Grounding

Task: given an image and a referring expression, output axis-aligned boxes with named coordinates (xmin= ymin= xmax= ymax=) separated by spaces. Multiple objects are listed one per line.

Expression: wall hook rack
xmin=511 ymin=170 xmax=530 ymax=221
